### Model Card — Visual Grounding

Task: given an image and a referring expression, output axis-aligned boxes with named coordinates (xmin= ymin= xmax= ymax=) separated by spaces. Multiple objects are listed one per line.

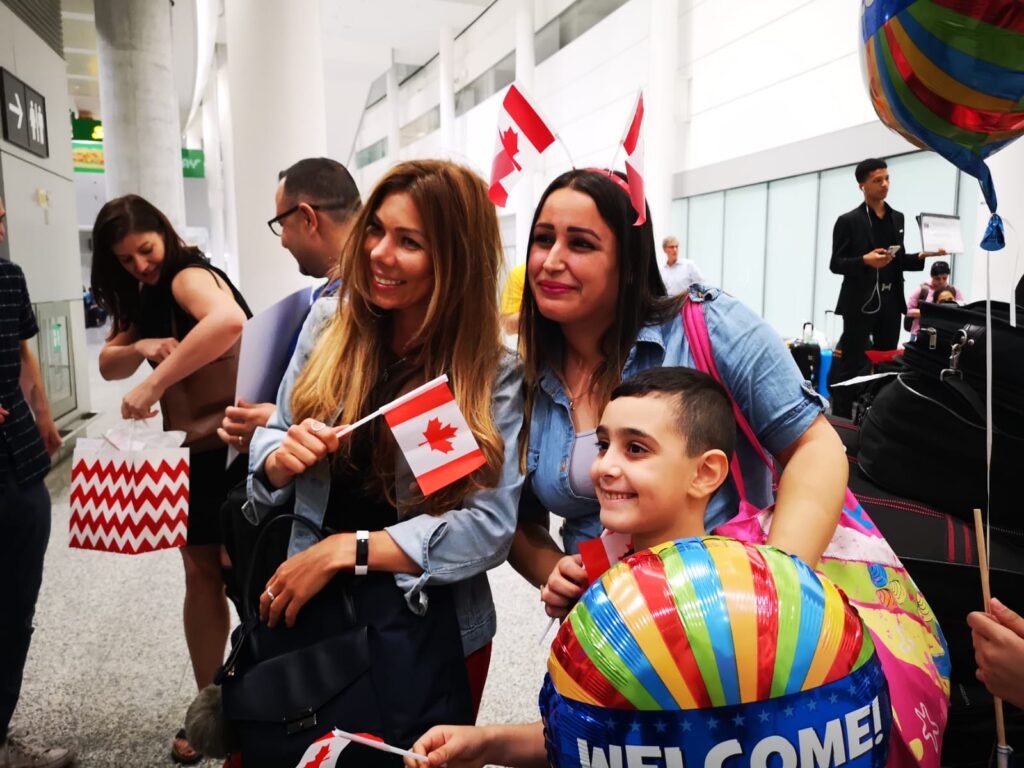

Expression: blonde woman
xmin=246 ymin=160 xmax=523 ymax=759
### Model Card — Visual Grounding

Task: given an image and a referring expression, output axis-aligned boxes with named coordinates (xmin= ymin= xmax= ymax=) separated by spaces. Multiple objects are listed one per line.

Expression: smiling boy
xmin=406 ymin=367 xmax=736 ymax=768
xmin=541 ymin=366 xmax=734 ymax=618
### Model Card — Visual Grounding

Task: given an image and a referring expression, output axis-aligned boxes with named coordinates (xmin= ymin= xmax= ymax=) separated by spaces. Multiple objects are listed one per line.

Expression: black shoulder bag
xmin=859 ymin=301 xmax=1024 ymax=532
xmin=217 ymin=514 xmax=473 ymax=767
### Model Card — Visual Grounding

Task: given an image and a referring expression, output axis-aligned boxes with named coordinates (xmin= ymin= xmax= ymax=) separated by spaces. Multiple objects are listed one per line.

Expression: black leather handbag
xmin=903 ymin=300 xmax=1024 ymax=431
xmin=217 ymin=514 xmax=474 ymax=767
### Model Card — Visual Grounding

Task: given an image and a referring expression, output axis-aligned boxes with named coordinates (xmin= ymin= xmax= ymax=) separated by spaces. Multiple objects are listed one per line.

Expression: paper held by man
xmin=917 ymin=212 xmax=965 ymax=254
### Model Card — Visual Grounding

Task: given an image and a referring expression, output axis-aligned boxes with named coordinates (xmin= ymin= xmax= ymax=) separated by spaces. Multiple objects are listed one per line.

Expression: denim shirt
xmin=527 ymin=286 xmax=825 ymax=554
xmin=247 ymin=297 xmax=525 ymax=655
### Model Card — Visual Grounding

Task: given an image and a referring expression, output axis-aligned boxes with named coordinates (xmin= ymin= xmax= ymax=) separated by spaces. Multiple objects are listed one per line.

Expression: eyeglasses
xmin=267 ymin=201 xmax=350 ymax=236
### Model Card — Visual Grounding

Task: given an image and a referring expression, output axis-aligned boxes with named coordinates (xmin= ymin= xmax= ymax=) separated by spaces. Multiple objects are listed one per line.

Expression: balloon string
xmin=985 ymin=252 xmax=993 ymax=564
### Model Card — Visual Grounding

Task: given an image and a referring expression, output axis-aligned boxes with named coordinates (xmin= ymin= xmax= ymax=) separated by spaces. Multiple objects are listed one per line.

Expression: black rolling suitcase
xmin=789 ymin=322 xmax=821 ymax=386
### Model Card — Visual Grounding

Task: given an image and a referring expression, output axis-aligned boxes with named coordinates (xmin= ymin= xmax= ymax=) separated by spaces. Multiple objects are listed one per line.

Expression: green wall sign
xmin=71 ymin=140 xmax=205 ymax=178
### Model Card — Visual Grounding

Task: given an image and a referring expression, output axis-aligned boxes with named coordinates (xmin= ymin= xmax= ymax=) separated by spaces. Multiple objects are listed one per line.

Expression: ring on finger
xmin=266 ymin=587 xmax=275 ymax=601
xmin=310 ymin=420 xmax=326 ymax=433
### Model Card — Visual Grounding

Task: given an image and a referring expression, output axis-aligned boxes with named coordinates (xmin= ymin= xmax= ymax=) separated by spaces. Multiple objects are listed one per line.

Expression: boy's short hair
xmin=855 ymin=158 xmax=887 ymax=184
xmin=611 ymin=367 xmax=736 ymax=458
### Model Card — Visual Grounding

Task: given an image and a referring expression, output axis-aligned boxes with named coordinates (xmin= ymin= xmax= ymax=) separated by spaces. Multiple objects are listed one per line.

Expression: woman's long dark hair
xmin=90 ymin=194 xmax=200 ymax=333
xmin=519 ymin=169 xmax=679 ymax=444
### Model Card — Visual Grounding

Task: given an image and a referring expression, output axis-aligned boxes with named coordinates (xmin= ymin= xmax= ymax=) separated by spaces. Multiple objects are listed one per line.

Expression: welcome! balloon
xmin=540 ymin=537 xmax=891 ymax=767
xmin=861 ymin=0 xmax=1024 ymax=251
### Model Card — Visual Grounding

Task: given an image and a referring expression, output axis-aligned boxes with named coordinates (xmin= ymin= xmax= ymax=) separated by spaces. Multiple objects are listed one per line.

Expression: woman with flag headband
xmin=245 ymin=160 xmax=524 ymax=753
xmin=510 ymin=165 xmax=848 ymax=596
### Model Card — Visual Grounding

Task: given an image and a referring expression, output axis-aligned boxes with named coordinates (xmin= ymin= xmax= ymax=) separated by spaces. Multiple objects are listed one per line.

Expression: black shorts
xmin=186 ymin=447 xmax=247 ymax=546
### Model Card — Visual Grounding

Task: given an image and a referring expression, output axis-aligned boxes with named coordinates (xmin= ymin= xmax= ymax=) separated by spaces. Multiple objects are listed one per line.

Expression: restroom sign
xmin=1 ymin=68 xmax=49 ymax=158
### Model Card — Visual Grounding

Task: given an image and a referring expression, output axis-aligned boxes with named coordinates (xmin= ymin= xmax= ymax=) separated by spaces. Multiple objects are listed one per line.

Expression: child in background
xmin=405 ymin=367 xmax=734 ymax=768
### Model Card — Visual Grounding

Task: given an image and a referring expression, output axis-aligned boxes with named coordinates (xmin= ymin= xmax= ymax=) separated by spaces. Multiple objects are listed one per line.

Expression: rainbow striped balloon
xmin=861 ymin=0 xmax=1024 ymax=248
xmin=548 ymin=537 xmax=873 ymax=710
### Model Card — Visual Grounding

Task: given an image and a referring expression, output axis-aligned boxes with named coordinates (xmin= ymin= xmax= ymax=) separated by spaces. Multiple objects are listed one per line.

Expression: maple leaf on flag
xmin=303 ymin=745 xmax=332 ymax=768
xmin=500 ymin=127 xmax=522 ymax=171
xmin=419 ymin=418 xmax=458 ymax=453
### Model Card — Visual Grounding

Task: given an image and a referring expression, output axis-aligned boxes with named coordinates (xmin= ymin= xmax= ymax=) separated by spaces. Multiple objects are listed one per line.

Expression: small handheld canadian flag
xmin=294 ymin=729 xmax=428 ymax=767
xmin=488 ymin=83 xmax=556 ymax=207
xmin=294 ymin=731 xmax=350 ymax=768
xmin=335 ymin=374 xmax=485 ymax=496
xmin=620 ymin=91 xmax=646 ymax=226
xmin=578 ymin=530 xmax=633 ymax=585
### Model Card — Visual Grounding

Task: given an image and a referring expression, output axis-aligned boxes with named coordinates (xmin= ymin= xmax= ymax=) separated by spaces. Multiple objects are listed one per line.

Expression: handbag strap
xmin=680 ymin=300 xmax=780 ymax=505
xmin=241 ymin=513 xmax=355 ymax=623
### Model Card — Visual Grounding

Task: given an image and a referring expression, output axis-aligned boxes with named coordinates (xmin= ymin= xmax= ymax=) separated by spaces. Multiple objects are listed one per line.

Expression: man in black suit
xmin=829 ymin=158 xmax=945 ymax=389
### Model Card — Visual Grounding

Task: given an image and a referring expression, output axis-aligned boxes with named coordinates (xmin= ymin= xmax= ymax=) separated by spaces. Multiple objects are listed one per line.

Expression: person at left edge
xmin=828 ymin=158 xmax=945 ymax=387
xmin=217 ymin=157 xmax=361 ymax=454
xmin=0 ymin=195 xmax=74 ymax=768
xmin=90 ymin=196 xmax=251 ymax=765
xmin=247 ymin=160 xmax=524 ymax=726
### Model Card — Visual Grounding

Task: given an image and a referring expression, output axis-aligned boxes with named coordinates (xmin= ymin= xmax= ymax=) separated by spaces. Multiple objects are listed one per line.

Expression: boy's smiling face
xmin=592 ymin=394 xmax=711 ymax=551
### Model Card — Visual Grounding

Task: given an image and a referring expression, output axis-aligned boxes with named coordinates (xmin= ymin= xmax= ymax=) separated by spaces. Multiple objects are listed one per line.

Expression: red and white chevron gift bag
xmin=69 ymin=439 xmax=190 ymax=554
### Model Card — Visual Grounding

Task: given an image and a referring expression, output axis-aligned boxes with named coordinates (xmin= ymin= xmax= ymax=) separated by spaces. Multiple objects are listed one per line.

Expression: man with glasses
xmin=218 ymin=158 xmax=360 ymax=452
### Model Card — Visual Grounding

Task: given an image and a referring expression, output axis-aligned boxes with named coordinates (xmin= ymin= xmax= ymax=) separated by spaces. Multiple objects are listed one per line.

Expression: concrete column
xmin=223 ymin=0 xmax=327 ymax=313
xmin=439 ymin=26 xmax=456 ymax=157
xmin=970 ymin=139 xmax=1024 ymax=305
xmin=514 ymin=0 xmax=536 ymax=268
xmin=515 ymin=0 xmax=535 ymax=93
xmin=647 ymin=0 xmax=680 ymax=246
xmin=95 ymin=0 xmax=186 ymax=232
xmin=386 ymin=57 xmax=402 ymax=163
xmin=200 ymin=73 xmax=228 ymax=276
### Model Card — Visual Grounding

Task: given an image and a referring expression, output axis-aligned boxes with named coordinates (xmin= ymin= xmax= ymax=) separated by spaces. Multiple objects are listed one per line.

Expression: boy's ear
xmin=689 ymin=449 xmax=730 ymax=501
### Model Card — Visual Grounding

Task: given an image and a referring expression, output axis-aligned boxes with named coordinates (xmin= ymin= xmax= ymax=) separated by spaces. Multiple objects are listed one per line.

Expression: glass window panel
xmin=354 ymin=138 xmax=387 ymax=169
xmin=555 ymin=0 xmax=631 ymax=53
xmin=400 ymin=106 xmax=440 ymax=147
xmin=953 ymin=170 xmax=981 ymax=301
xmin=669 ymin=198 xmax=689 ymax=263
xmin=764 ymin=174 xmax=818 ymax=338
xmin=886 ymin=152 xmax=958 ymax=257
xmin=883 ymin=153 xmax=957 ymax=344
xmin=813 ymin=164 xmax=855 ymax=339
xmin=687 ymin=192 xmax=724 ymax=288
xmin=721 ymin=184 xmax=768 ymax=315
xmin=455 ymin=51 xmax=515 ymax=117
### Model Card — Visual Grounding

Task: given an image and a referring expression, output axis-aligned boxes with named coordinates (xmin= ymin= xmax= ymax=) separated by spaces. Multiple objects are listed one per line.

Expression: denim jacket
xmin=527 ymin=286 xmax=825 ymax=554
xmin=247 ymin=298 xmax=525 ymax=655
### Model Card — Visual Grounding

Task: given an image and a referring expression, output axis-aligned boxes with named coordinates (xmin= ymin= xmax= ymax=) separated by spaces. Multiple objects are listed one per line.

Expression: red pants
xmin=465 ymin=642 xmax=492 ymax=720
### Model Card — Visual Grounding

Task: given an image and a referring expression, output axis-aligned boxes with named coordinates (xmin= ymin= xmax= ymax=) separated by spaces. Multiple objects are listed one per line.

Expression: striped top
xmin=0 ymin=260 xmax=50 ymax=489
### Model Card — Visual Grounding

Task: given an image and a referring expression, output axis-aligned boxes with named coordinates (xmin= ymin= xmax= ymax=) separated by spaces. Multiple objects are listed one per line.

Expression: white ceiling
xmin=320 ymin=0 xmax=494 ymax=65
xmin=61 ymin=0 xmax=99 ymax=117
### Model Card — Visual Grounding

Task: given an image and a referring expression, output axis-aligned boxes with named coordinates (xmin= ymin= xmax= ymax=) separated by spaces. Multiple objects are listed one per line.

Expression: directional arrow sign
xmin=1 ymin=69 xmax=42 ymax=154
xmin=8 ymin=91 xmax=22 ymax=129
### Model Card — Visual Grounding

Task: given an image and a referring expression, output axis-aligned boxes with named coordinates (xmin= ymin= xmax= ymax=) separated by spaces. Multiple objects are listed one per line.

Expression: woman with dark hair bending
xmin=510 ymin=169 xmax=848 ymax=611
xmin=91 ymin=195 xmax=250 ymax=764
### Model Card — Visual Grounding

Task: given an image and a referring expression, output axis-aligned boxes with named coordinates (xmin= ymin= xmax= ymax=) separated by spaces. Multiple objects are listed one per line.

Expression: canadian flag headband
xmin=488 ymin=84 xmax=647 ymax=226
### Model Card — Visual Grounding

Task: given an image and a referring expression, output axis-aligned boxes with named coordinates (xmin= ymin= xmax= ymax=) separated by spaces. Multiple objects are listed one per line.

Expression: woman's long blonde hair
xmin=290 ymin=160 xmax=505 ymax=514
